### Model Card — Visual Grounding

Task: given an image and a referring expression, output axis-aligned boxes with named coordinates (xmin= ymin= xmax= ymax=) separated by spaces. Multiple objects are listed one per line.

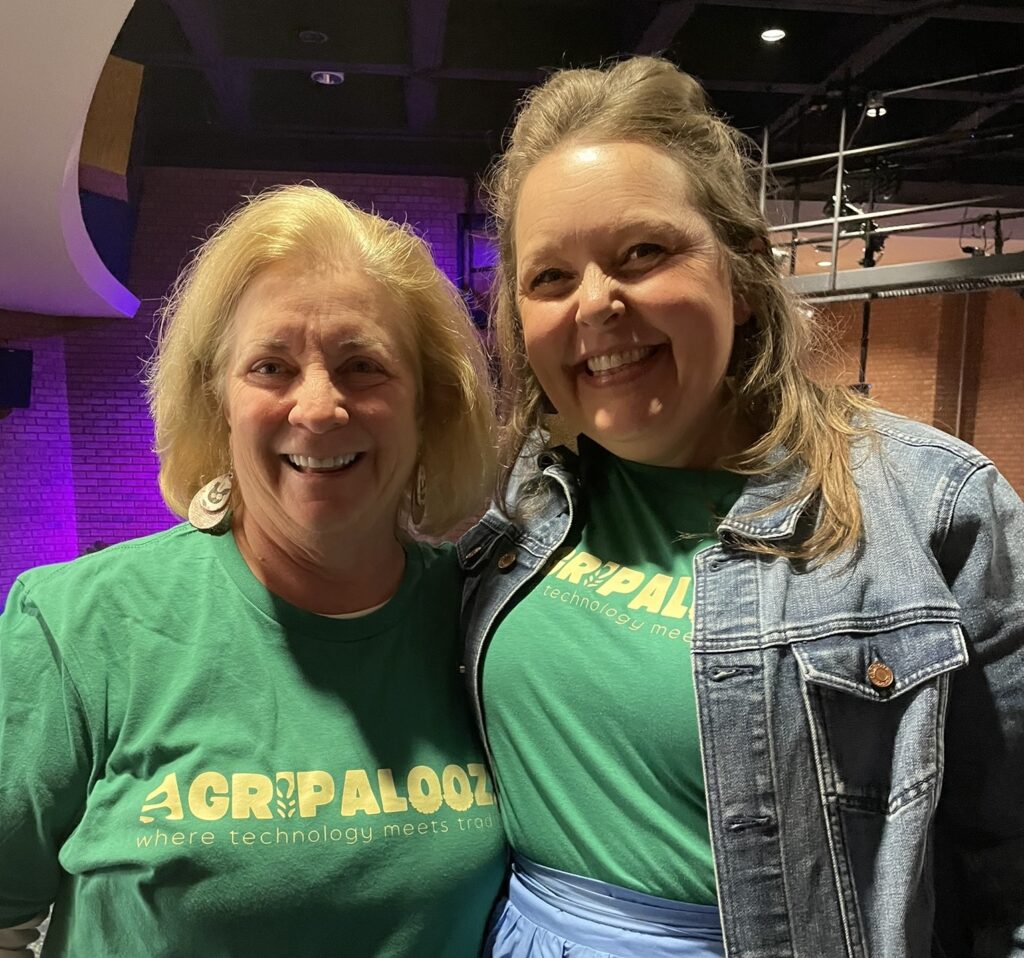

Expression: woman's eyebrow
xmin=332 ymin=334 xmax=391 ymax=353
xmin=249 ymin=337 xmax=291 ymax=351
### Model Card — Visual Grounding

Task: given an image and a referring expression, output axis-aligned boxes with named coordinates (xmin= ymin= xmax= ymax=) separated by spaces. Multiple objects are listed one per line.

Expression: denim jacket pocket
xmin=793 ymin=620 xmax=967 ymax=815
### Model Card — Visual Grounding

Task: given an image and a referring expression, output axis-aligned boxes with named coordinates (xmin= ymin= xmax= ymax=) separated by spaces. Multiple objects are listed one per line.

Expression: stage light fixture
xmin=866 ymin=92 xmax=887 ymax=118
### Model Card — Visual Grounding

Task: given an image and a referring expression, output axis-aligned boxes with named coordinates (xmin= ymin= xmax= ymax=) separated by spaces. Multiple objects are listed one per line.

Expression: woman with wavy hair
xmin=0 ymin=185 xmax=505 ymax=956
xmin=459 ymin=57 xmax=1024 ymax=957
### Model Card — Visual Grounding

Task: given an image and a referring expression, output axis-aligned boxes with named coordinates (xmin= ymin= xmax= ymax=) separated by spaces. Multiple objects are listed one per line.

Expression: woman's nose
xmin=288 ymin=371 xmax=349 ymax=431
xmin=575 ymin=264 xmax=624 ymax=328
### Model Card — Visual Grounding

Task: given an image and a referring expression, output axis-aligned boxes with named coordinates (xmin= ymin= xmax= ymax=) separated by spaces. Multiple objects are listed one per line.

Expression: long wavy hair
xmin=483 ymin=56 xmax=872 ymax=561
xmin=147 ymin=184 xmax=495 ymax=537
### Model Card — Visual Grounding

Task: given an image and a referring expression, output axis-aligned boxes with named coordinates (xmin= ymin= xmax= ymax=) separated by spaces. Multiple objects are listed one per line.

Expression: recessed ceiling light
xmin=299 ymin=29 xmax=329 ymax=44
xmin=817 ymin=260 xmax=833 ymax=268
xmin=761 ymin=27 xmax=786 ymax=42
xmin=310 ymin=70 xmax=345 ymax=86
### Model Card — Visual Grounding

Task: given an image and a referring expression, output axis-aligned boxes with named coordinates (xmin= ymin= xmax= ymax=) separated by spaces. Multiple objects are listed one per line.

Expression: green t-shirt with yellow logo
xmin=0 ymin=526 xmax=505 ymax=957
xmin=483 ymin=438 xmax=745 ymax=904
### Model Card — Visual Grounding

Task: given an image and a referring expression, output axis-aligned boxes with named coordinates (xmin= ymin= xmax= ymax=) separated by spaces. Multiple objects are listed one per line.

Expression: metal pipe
xmin=858 ymin=300 xmax=871 ymax=386
xmin=828 ymin=105 xmax=847 ymax=291
xmin=955 ymin=293 xmax=971 ymax=439
xmin=766 ymin=128 xmax=1013 ymax=172
xmin=778 ymin=209 xmax=1024 ymax=247
xmin=882 ymin=63 xmax=1024 ymax=99
xmin=789 ymin=176 xmax=802 ymax=276
xmin=759 ymin=127 xmax=769 ymax=215
xmin=767 ymin=195 xmax=1003 ymax=233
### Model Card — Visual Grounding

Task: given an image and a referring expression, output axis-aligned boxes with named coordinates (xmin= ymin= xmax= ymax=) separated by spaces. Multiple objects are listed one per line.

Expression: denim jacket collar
xmin=515 ymin=440 xmax=816 ymax=547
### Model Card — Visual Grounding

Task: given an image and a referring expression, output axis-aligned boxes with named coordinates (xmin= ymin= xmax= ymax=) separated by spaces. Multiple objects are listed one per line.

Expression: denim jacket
xmin=458 ymin=412 xmax=1024 ymax=958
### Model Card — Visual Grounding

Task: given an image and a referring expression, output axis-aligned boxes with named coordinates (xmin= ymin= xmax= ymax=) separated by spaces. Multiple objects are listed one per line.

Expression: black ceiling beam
xmin=163 ymin=0 xmax=251 ymax=132
xmin=948 ymin=82 xmax=1024 ymax=132
xmin=406 ymin=0 xmax=449 ymax=132
xmin=692 ymin=0 xmax=1024 ymax=23
xmin=767 ymin=12 xmax=930 ymax=137
xmin=138 ymin=49 xmax=1017 ymax=109
xmin=140 ymin=54 xmax=544 ymax=84
xmin=633 ymin=0 xmax=698 ymax=54
xmin=244 ymin=125 xmax=487 ymax=142
xmin=709 ymin=78 xmax=1019 ymax=105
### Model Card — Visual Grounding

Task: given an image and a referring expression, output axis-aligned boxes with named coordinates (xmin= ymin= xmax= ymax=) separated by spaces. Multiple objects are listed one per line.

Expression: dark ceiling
xmin=112 ymin=0 xmax=1024 ymax=207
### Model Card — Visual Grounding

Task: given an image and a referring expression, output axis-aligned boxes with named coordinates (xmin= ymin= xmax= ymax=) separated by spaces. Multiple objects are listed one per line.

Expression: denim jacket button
xmin=867 ymin=661 xmax=895 ymax=689
xmin=497 ymin=551 xmax=517 ymax=571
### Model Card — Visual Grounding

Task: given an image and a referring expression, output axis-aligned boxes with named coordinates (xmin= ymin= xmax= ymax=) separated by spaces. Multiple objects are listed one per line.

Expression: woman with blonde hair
xmin=0 ymin=184 xmax=505 ymax=956
xmin=459 ymin=57 xmax=1024 ymax=957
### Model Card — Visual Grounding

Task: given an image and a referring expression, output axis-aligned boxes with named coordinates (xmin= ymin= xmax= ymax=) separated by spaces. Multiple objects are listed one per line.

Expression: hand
xmin=0 ymin=913 xmax=46 ymax=957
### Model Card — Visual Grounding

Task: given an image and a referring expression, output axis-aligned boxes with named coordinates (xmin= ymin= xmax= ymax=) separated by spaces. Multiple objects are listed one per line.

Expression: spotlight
xmin=761 ymin=27 xmax=786 ymax=42
xmin=310 ymin=70 xmax=345 ymax=86
xmin=866 ymin=92 xmax=887 ymax=118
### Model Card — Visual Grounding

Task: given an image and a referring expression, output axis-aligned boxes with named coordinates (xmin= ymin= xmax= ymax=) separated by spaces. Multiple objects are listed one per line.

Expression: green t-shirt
xmin=0 ymin=525 xmax=505 ymax=957
xmin=483 ymin=440 xmax=745 ymax=903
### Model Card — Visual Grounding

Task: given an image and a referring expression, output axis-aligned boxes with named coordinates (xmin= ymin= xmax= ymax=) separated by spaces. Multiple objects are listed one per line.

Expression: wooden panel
xmin=80 ymin=55 xmax=143 ymax=196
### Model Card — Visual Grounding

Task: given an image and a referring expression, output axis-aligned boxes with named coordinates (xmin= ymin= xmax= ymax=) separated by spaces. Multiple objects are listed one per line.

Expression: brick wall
xmin=0 ymin=167 xmax=473 ymax=602
xmin=0 ymin=337 xmax=79 ymax=589
xmin=969 ymin=290 xmax=1024 ymax=491
xmin=814 ymin=288 xmax=1024 ymax=492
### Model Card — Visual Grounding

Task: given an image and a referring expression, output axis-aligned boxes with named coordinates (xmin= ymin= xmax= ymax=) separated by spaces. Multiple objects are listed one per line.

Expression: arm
xmin=934 ymin=464 xmax=1024 ymax=958
xmin=0 ymin=578 xmax=93 ymax=927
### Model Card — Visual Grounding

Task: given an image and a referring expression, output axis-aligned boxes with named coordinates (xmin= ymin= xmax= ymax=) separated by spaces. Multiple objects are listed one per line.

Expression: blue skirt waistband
xmin=505 ymin=853 xmax=725 ymax=954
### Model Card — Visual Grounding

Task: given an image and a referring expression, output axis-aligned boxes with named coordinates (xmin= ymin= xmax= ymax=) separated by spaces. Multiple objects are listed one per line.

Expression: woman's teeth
xmin=286 ymin=453 xmax=358 ymax=471
xmin=586 ymin=346 xmax=655 ymax=374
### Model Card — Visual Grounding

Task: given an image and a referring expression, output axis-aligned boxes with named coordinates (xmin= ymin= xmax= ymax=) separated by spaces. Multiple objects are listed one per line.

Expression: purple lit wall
xmin=0 ymin=166 xmax=474 ymax=602
xmin=0 ymin=338 xmax=79 ymax=578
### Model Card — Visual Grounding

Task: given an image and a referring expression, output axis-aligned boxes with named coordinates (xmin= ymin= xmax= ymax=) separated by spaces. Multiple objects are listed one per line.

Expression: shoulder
xmin=866 ymin=410 xmax=990 ymax=469
xmin=853 ymin=410 xmax=993 ymax=500
xmin=11 ymin=524 xmax=211 ymax=617
xmin=848 ymin=410 xmax=1020 ymax=553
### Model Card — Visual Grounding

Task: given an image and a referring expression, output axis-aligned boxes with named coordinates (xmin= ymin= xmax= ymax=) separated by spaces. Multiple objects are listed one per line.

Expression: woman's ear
xmin=733 ymin=292 xmax=752 ymax=327
xmin=732 ymin=235 xmax=769 ymax=327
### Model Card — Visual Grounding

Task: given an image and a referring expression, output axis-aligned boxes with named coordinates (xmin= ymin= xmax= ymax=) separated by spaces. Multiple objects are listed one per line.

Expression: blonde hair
xmin=147 ymin=184 xmax=495 ymax=537
xmin=484 ymin=56 xmax=871 ymax=561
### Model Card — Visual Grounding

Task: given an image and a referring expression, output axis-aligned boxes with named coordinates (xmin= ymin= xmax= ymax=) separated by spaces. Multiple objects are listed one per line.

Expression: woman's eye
xmin=251 ymin=361 xmax=285 ymax=376
xmin=529 ymin=268 xmax=570 ymax=291
xmin=344 ymin=358 xmax=385 ymax=377
xmin=624 ymin=243 xmax=665 ymax=264
xmin=528 ymin=266 xmax=569 ymax=288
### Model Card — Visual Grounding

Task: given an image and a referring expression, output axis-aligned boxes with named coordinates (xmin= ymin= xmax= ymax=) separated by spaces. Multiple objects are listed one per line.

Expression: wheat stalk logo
xmin=583 ymin=562 xmax=619 ymax=590
xmin=275 ymin=773 xmax=297 ymax=818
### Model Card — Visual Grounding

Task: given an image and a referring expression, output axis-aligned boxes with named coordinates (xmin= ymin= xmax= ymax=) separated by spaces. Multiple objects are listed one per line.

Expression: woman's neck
xmin=231 ymin=516 xmax=407 ymax=616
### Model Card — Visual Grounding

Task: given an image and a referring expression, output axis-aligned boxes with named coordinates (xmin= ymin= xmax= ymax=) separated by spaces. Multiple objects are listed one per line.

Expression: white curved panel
xmin=0 ymin=0 xmax=140 ymax=318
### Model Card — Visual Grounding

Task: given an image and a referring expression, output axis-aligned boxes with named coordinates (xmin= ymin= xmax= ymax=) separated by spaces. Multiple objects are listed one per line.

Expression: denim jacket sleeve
xmin=934 ymin=463 xmax=1024 ymax=957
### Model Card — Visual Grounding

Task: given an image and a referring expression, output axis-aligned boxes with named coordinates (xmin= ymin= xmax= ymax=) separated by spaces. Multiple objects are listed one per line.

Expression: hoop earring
xmin=189 ymin=472 xmax=233 ymax=534
xmin=410 ymin=463 xmax=426 ymax=526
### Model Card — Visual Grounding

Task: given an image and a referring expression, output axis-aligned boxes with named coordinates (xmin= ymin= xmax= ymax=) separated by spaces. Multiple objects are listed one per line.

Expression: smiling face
xmin=514 ymin=140 xmax=750 ymax=468
xmin=223 ymin=258 xmax=420 ymax=555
